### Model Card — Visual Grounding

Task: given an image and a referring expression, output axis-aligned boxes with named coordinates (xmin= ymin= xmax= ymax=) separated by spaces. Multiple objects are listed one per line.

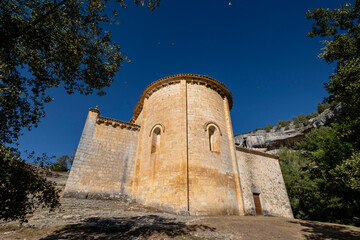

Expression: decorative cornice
xmin=235 ymin=146 xmax=279 ymax=159
xmin=89 ymin=107 xmax=100 ymax=115
xmin=97 ymin=116 xmax=140 ymax=131
xmin=130 ymin=74 xmax=233 ymax=123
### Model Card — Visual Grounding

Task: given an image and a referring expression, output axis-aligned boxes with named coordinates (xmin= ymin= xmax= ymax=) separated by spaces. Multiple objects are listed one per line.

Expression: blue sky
xmin=18 ymin=0 xmax=348 ymax=160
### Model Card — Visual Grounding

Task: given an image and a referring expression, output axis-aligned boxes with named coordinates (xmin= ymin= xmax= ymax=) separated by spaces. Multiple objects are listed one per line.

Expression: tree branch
xmin=1 ymin=0 xmax=68 ymax=42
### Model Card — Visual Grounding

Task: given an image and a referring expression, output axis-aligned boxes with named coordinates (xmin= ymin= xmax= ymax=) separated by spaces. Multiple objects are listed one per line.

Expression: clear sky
xmin=18 ymin=0 xmax=349 ymax=160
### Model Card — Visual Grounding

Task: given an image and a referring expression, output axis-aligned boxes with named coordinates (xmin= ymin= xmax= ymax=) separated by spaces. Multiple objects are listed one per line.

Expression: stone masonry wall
xmin=64 ymin=109 xmax=139 ymax=200
xmin=131 ymin=81 xmax=188 ymax=214
xmin=64 ymin=74 xmax=293 ymax=219
xmin=235 ymin=148 xmax=293 ymax=218
xmin=187 ymin=83 xmax=240 ymax=216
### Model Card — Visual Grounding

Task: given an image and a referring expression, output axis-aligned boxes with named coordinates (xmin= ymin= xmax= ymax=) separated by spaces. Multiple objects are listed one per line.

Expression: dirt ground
xmin=1 ymin=172 xmax=359 ymax=240
xmin=1 ymin=197 xmax=360 ymax=240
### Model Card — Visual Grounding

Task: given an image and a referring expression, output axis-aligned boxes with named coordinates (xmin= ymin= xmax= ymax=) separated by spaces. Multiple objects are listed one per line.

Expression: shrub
xmin=50 ymin=155 xmax=70 ymax=172
xmin=317 ymin=102 xmax=329 ymax=114
xmin=253 ymin=128 xmax=263 ymax=133
xmin=265 ymin=124 xmax=273 ymax=132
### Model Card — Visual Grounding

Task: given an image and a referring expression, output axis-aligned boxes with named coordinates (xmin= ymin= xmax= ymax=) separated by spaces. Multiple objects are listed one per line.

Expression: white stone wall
xmin=64 ymin=110 xmax=139 ymax=200
xmin=236 ymin=148 xmax=293 ymax=218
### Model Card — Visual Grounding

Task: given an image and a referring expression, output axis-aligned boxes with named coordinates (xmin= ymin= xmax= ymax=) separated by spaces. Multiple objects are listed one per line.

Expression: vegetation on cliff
xmin=278 ymin=0 xmax=360 ymax=226
xmin=240 ymin=110 xmax=322 ymax=135
xmin=279 ymin=126 xmax=360 ymax=225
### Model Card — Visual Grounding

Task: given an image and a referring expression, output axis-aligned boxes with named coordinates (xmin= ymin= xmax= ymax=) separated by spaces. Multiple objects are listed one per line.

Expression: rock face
xmin=234 ymin=104 xmax=343 ymax=151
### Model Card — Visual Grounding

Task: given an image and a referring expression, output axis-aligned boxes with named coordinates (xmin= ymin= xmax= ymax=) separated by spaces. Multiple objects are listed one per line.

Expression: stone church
xmin=64 ymin=74 xmax=293 ymax=218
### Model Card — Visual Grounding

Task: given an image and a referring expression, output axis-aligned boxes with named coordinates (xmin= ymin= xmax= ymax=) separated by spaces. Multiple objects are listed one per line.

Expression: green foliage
xmin=0 ymin=0 xmax=160 ymax=222
xmin=50 ymin=155 xmax=70 ymax=171
xmin=309 ymin=111 xmax=319 ymax=118
xmin=275 ymin=120 xmax=291 ymax=131
xmin=332 ymin=152 xmax=360 ymax=191
xmin=317 ymin=102 xmax=329 ymax=114
xmin=295 ymin=126 xmax=353 ymax=168
xmin=307 ymin=1 xmax=360 ymax=110
xmin=248 ymin=111 xmax=318 ymax=134
xmin=0 ymin=144 xmax=60 ymax=222
xmin=280 ymin=1 xmax=360 ymax=225
xmin=279 ymin=127 xmax=360 ymax=226
xmin=252 ymin=128 xmax=263 ymax=133
xmin=292 ymin=114 xmax=310 ymax=127
xmin=307 ymin=0 xmax=360 ymax=150
xmin=0 ymin=0 xmax=160 ymax=145
xmin=278 ymin=148 xmax=316 ymax=219
xmin=298 ymin=114 xmax=309 ymax=126
xmin=265 ymin=124 xmax=273 ymax=132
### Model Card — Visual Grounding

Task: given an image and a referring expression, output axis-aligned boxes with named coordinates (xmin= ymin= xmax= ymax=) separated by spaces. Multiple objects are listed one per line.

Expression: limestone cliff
xmin=234 ymin=103 xmax=343 ymax=152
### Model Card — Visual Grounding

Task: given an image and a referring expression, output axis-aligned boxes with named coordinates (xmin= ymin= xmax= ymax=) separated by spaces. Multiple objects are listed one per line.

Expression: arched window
xmin=208 ymin=125 xmax=220 ymax=152
xmin=151 ymin=127 xmax=161 ymax=154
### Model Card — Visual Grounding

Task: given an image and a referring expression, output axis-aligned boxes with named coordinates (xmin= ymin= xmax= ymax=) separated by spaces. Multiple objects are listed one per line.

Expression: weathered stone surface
xmin=64 ymin=108 xmax=139 ymax=201
xmin=234 ymin=103 xmax=343 ymax=151
xmin=64 ymin=74 xmax=292 ymax=218
xmin=236 ymin=147 xmax=293 ymax=218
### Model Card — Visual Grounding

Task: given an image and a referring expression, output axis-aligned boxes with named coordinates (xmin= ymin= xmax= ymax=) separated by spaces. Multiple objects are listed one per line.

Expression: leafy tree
xmin=0 ymin=0 xmax=160 ymax=145
xmin=278 ymin=148 xmax=317 ymax=220
xmin=307 ymin=0 xmax=360 ymax=149
xmin=0 ymin=144 xmax=60 ymax=222
xmin=332 ymin=152 xmax=360 ymax=192
xmin=279 ymin=126 xmax=360 ymax=225
xmin=317 ymin=102 xmax=329 ymax=114
xmin=50 ymin=155 xmax=70 ymax=171
xmin=295 ymin=126 xmax=353 ymax=169
xmin=307 ymin=1 xmax=360 ymax=110
xmin=280 ymin=2 xmax=360 ymax=225
xmin=265 ymin=124 xmax=273 ymax=132
xmin=0 ymin=0 xmax=160 ymax=222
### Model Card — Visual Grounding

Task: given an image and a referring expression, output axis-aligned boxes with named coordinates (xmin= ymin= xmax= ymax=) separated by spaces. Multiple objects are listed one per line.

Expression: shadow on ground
xmin=289 ymin=220 xmax=360 ymax=240
xmin=40 ymin=215 xmax=215 ymax=240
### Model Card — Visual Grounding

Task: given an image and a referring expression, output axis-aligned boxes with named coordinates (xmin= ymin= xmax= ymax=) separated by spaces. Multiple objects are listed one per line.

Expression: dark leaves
xmin=0 ymin=144 xmax=60 ymax=222
xmin=0 ymin=0 xmax=160 ymax=222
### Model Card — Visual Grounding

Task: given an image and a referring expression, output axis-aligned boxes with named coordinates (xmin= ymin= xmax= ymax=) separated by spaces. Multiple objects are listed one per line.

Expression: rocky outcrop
xmin=234 ymin=103 xmax=343 ymax=152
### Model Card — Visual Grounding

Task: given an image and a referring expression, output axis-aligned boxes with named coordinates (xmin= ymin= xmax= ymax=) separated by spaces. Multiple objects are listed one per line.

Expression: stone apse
xmin=64 ymin=74 xmax=293 ymax=218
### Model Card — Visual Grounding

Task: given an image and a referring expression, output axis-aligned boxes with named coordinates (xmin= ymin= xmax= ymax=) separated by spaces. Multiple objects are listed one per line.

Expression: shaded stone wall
xmin=235 ymin=147 xmax=293 ymax=218
xmin=64 ymin=109 xmax=140 ymax=200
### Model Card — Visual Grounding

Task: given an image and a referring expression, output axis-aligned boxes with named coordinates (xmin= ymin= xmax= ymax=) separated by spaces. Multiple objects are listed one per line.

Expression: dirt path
xmin=1 ymin=197 xmax=360 ymax=240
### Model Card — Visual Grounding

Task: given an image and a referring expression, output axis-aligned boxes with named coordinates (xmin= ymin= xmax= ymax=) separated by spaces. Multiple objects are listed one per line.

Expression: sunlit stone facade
xmin=64 ymin=74 xmax=293 ymax=218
